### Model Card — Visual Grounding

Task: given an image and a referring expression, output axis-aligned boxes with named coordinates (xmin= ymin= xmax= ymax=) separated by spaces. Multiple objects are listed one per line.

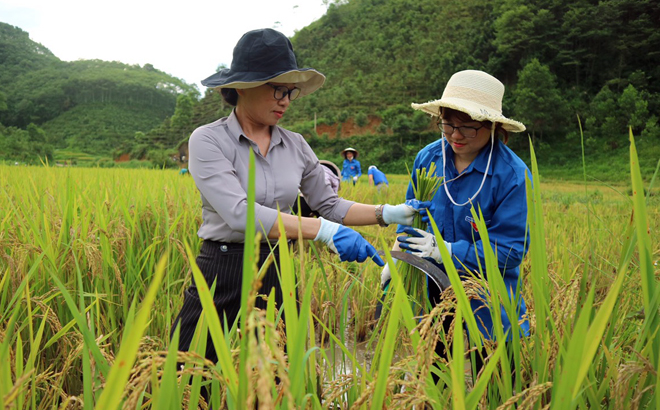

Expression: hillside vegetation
xmin=0 ymin=23 xmax=196 ymax=163
xmin=1 ymin=0 xmax=659 ymax=179
xmin=285 ymin=0 xmax=660 ymax=177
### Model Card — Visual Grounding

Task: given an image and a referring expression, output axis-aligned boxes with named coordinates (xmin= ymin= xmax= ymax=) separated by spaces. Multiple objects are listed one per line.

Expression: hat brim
xmin=341 ymin=148 xmax=358 ymax=158
xmin=411 ymin=98 xmax=526 ymax=133
xmin=201 ymin=68 xmax=325 ymax=97
xmin=319 ymin=160 xmax=341 ymax=177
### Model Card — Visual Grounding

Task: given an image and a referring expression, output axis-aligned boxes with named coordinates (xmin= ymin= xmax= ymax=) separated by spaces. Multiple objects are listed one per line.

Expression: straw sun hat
xmin=200 ymin=28 xmax=325 ymax=97
xmin=411 ymin=70 xmax=525 ymax=133
xmin=341 ymin=147 xmax=359 ymax=159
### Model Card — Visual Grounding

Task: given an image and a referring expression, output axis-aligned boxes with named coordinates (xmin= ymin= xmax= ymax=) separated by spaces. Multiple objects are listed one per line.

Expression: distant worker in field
xmin=178 ymin=167 xmax=189 ymax=175
xmin=382 ymin=70 xmax=530 ymax=385
xmin=367 ymin=165 xmax=388 ymax=191
xmin=171 ymin=28 xmax=429 ymax=383
xmin=340 ymin=147 xmax=361 ymax=185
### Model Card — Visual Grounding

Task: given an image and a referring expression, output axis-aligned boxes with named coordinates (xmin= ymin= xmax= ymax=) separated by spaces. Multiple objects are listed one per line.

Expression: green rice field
xmin=1 ymin=138 xmax=659 ymax=409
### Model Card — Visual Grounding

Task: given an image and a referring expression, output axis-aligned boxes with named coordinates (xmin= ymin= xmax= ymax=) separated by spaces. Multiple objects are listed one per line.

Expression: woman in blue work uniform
xmin=383 ymin=69 xmax=530 ymax=379
xmin=341 ymin=147 xmax=362 ymax=184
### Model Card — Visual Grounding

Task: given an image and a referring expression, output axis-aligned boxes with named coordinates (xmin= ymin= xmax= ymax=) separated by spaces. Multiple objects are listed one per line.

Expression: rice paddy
xmin=1 ymin=137 xmax=659 ymax=409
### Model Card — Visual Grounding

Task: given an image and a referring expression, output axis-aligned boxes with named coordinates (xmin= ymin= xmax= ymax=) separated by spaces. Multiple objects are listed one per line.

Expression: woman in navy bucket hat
xmin=200 ymin=28 xmax=325 ymax=97
xmin=171 ymin=28 xmax=430 ymax=387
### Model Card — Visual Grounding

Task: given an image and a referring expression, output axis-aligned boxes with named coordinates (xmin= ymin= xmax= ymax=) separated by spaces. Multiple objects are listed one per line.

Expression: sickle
xmin=378 ymin=250 xmax=451 ymax=292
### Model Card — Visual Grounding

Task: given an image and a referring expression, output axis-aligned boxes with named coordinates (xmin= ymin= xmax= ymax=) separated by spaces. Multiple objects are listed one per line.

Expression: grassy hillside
xmin=41 ymin=102 xmax=172 ymax=153
xmin=0 ymin=22 xmax=196 ymax=160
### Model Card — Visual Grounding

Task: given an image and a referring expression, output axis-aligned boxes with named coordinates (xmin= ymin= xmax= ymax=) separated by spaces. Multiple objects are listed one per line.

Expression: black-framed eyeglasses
xmin=267 ymin=83 xmax=301 ymax=101
xmin=437 ymin=122 xmax=484 ymax=139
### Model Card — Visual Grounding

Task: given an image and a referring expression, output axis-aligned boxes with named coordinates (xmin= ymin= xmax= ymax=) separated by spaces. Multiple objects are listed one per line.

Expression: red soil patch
xmin=115 ymin=153 xmax=130 ymax=162
xmin=316 ymin=115 xmax=382 ymax=139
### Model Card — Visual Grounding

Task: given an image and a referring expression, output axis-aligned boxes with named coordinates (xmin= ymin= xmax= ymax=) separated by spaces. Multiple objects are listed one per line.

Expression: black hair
xmin=220 ymin=88 xmax=238 ymax=106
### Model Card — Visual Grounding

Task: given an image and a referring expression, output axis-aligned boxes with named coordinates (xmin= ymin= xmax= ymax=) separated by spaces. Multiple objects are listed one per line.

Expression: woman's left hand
xmin=314 ymin=218 xmax=385 ymax=266
xmin=382 ymin=199 xmax=432 ymax=226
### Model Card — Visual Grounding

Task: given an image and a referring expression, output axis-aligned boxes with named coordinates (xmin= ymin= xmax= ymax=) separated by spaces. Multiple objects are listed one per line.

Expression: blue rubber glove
xmin=382 ymin=199 xmax=432 ymax=226
xmin=420 ymin=201 xmax=435 ymax=225
xmin=397 ymin=227 xmax=452 ymax=264
xmin=314 ymin=218 xmax=385 ymax=266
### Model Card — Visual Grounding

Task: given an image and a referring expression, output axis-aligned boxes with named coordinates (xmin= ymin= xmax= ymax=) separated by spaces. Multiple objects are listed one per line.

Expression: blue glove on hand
xmin=382 ymin=199 xmax=432 ymax=226
xmin=397 ymin=227 xmax=452 ymax=265
xmin=419 ymin=201 xmax=435 ymax=225
xmin=314 ymin=218 xmax=385 ymax=266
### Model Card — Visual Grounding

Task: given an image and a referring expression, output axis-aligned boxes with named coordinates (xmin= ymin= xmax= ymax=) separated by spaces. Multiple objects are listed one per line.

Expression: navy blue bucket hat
xmin=201 ymin=28 xmax=326 ymax=97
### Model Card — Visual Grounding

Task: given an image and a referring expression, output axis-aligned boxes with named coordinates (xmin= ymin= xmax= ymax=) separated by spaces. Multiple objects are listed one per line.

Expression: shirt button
xmin=220 ymin=245 xmax=228 ymax=252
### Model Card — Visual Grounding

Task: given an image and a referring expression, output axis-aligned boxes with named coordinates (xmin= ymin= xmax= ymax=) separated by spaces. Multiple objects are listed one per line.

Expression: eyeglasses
xmin=266 ymin=83 xmax=301 ymax=101
xmin=438 ymin=122 xmax=484 ymax=138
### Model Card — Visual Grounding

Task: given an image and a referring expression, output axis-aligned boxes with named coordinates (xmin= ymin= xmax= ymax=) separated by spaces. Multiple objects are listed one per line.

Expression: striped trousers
xmin=171 ymin=240 xmax=283 ymax=364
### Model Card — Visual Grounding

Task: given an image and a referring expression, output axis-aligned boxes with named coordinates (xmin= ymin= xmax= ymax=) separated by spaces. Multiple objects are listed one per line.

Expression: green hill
xmin=289 ymin=0 xmax=660 ymax=117
xmin=40 ymin=102 xmax=171 ymax=153
xmin=0 ymin=22 xmax=196 ymax=162
xmin=1 ymin=0 xmax=659 ymax=179
xmin=0 ymin=23 xmax=59 ymax=86
xmin=281 ymin=0 xmax=660 ymax=178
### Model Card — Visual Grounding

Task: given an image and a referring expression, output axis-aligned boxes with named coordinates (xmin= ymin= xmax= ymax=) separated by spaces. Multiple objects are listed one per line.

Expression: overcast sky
xmin=0 ymin=0 xmax=329 ymax=91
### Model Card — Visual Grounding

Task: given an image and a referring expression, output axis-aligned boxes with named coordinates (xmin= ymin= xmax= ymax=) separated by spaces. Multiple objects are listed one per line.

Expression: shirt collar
xmin=472 ymin=139 xmax=496 ymax=175
xmin=442 ymin=138 xmax=495 ymax=176
xmin=226 ymin=109 xmax=244 ymax=143
xmin=226 ymin=109 xmax=287 ymax=149
xmin=270 ymin=125 xmax=286 ymax=147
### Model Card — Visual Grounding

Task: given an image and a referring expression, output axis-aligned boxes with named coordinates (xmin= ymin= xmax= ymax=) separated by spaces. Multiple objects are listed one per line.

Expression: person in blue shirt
xmin=367 ymin=165 xmax=388 ymax=191
xmin=341 ymin=147 xmax=362 ymax=185
xmin=381 ymin=70 xmax=530 ymax=382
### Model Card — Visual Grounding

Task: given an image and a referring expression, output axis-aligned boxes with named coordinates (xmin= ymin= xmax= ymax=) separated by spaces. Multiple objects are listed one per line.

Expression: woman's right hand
xmin=314 ymin=218 xmax=384 ymax=266
xmin=382 ymin=199 xmax=432 ymax=226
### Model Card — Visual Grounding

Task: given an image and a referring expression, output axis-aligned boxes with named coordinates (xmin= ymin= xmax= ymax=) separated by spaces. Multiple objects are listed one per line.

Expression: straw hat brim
xmin=341 ymin=148 xmax=359 ymax=158
xmin=411 ymin=98 xmax=526 ymax=133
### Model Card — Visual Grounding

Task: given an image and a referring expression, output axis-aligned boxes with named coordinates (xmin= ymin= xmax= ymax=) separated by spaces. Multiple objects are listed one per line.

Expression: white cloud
xmin=0 ymin=0 xmax=328 ymax=90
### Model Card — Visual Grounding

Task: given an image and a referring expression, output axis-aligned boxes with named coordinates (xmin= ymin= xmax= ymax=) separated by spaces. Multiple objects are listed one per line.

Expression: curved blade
xmin=378 ymin=250 xmax=451 ymax=292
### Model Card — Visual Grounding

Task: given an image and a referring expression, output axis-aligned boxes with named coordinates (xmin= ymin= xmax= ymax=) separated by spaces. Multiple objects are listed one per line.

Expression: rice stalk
xmin=0 ymin=139 xmax=658 ymax=409
xmin=400 ymin=162 xmax=442 ymax=313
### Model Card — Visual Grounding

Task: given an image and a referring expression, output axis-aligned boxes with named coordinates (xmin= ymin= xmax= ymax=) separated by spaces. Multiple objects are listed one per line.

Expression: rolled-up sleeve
xmin=189 ymin=127 xmax=281 ymax=240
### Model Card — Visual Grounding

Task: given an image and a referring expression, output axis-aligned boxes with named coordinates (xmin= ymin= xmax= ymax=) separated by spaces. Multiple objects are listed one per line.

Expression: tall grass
xmin=1 ymin=131 xmax=658 ymax=409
